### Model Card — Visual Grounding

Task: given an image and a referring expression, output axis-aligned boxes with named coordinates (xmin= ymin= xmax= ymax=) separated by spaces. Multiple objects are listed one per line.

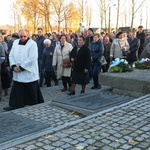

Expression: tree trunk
xmin=130 ymin=0 xmax=134 ymax=30
xmin=116 ymin=0 xmax=120 ymax=32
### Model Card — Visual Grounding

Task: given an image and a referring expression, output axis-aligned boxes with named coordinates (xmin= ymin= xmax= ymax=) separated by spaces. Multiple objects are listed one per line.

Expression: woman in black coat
xmin=68 ymin=35 xmax=91 ymax=95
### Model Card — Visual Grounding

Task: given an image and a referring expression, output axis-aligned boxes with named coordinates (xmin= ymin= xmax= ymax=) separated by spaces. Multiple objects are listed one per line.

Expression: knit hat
xmin=88 ymin=28 xmax=94 ymax=33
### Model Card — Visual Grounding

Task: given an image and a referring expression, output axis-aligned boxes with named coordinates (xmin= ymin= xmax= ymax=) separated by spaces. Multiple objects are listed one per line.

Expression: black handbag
xmin=122 ymin=50 xmax=128 ymax=56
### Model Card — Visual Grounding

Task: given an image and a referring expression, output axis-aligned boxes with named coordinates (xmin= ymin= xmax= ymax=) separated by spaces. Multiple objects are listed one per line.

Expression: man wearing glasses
xmin=3 ymin=29 xmax=44 ymax=111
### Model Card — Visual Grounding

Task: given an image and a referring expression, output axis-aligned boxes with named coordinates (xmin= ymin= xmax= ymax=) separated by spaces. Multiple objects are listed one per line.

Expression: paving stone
xmin=61 ymin=138 xmax=72 ymax=143
xmin=135 ymin=137 xmax=144 ymax=142
xmin=102 ymin=146 xmax=114 ymax=150
xmin=132 ymin=148 xmax=141 ymax=150
xmin=52 ymin=141 xmax=65 ymax=147
xmin=101 ymin=139 xmax=111 ymax=144
xmin=109 ymin=142 xmax=120 ymax=148
xmin=61 ymin=143 xmax=71 ymax=149
xmin=121 ymin=144 xmax=132 ymax=149
xmin=35 ymin=142 xmax=44 ymax=147
xmin=43 ymin=145 xmax=55 ymax=150
xmin=77 ymin=137 xmax=86 ymax=142
xmin=0 ymin=81 xmax=149 ymax=150
xmin=137 ymin=142 xmax=149 ymax=148
xmin=86 ymin=146 xmax=98 ymax=150
xmin=24 ymin=145 xmax=37 ymax=150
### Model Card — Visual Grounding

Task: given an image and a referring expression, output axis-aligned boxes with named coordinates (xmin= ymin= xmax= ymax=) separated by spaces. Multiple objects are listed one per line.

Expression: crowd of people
xmin=0 ymin=25 xmax=149 ymax=110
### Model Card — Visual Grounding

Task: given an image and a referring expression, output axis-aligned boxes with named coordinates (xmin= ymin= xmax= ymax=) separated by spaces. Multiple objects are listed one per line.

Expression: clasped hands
xmin=14 ymin=66 xmax=21 ymax=72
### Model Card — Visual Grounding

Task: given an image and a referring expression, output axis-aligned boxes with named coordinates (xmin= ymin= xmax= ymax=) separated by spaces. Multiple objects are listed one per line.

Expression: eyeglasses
xmin=20 ymin=36 xmax=27 ymax=38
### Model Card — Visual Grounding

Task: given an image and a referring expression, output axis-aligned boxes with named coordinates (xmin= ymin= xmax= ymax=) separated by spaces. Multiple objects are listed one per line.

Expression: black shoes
xmin=3 ymin=106 xmax=17 ymax=111
xmin=91 ymin=85 xmax=101 ymax=89
xmin=61 ymin=88 xmax=67 ymax=92
xmin=67 ymin=90 xmax=75 ymax=95
xmin=80 ymin=90 xmax=85 ymax=94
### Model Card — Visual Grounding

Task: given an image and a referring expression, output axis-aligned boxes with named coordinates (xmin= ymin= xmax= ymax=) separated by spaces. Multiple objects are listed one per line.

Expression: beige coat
xmin=52 ymin=42 xmax=73 ymax=79
xmin=110 ymin=38 xmax=130 ymax=58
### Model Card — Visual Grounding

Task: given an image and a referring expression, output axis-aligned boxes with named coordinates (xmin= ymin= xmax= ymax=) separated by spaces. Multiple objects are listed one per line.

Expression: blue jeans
xmin=91 ymin=62 xmax=101 ymax=87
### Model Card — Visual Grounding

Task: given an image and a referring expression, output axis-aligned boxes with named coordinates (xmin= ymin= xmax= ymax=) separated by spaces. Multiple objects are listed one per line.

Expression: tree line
xmin=11 ymin=0 xmax=147 ymax=34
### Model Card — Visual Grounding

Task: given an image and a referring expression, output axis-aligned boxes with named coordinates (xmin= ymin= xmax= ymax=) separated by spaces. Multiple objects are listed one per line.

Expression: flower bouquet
xmin=108 ymin=58 xmax=133 ymax=73
xmin=135 ymin=58 xmax=150 ymax=69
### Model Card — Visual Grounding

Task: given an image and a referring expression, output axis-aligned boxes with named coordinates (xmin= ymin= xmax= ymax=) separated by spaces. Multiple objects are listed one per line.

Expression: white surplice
xmin=9 ymin=39 xmax=39 ymax=83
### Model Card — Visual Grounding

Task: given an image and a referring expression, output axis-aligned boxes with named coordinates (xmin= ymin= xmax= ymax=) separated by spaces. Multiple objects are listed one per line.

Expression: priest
xmin=3 ymin=29 xmax=44 ymax=111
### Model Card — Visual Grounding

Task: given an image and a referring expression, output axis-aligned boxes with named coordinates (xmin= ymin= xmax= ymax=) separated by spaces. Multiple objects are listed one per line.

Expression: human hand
xmin=71 ymin=58 xmax=74 ymax=62
xmin=84 ymin=69 xmax=88 ymax=73
xmin=14 ymin=66 xmax=21 ymax=72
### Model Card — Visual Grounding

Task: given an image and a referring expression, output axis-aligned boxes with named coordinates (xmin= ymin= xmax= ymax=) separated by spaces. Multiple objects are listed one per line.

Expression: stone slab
xmin=51 ymin=92 xmax=133 ymax=115
xmin=99 ymin=69 xmax=150 ymax=96
xmin=0 ymin=113 xmax=48 ymax=144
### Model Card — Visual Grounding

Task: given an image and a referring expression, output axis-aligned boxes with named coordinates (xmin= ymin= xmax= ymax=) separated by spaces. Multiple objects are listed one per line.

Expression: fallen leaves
xmin=44 ymin=134 xmax=53 ymax=139
xmin=128 ymin=138 xmax=135 ymax=143
xmin=105 ymin=113 xmax=112 ymax=116
xmin=76 ymin=146 xmax=85 ymax=150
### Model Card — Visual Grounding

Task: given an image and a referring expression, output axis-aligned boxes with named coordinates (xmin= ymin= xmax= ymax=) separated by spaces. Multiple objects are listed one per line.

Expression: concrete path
xmin=0 ymin=81 xmax=149 ymax=150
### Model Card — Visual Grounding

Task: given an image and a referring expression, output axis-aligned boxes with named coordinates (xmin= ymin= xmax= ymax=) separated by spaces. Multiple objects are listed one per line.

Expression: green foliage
xmin=109 ymin=62 xmax=133 ymax=73
xmin=135 ymin=62 xmax=150 ymax=69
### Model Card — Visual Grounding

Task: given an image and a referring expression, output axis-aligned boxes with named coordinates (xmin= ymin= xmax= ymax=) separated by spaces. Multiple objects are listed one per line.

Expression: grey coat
xmin=0 ymin=43 xmax=5 ymax=67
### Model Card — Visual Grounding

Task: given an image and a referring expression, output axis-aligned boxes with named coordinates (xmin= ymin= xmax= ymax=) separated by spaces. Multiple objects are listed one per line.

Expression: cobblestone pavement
xmin=0 ymin=81 xmax=150 ymax=150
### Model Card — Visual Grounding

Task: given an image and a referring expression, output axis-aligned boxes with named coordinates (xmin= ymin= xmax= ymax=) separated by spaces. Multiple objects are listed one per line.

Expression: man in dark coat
xmin=136 ymin=25 xmax=145 ymax=58
xmin=85 ymin=28 xmax=94 ymax=48
xmin=68 ymin=35 xmax=91 ymax=95
xmin=127 ymin=31 xmax=140 ymax=67
xmin=36 ymin=28 xmax=45 ymax=87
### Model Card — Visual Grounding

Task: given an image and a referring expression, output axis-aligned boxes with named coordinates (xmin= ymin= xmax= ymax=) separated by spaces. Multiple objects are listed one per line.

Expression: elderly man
xmin=0 ymin=43 xmax=5 ymax=100
xmin=3 ymin=29 xmax=44 ymax=111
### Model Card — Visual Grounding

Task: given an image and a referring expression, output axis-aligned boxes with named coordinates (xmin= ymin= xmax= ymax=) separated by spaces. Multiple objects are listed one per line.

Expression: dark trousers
xmin=38 ymin=59 xmax=43 ymax=86
xmin=91 ymin=62 xmax=101 ymax=87
xmin=45 ymin=71 xmax=57 ymax=87
xmin=62 ymin=76 xmax=71 ymax=89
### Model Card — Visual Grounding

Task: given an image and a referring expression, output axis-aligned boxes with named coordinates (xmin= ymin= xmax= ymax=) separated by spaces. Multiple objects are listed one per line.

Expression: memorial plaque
xmin=52 ymin=92 xmax=133 ymax=115
xmin=0 ymin=113 xmax=48 ymax=143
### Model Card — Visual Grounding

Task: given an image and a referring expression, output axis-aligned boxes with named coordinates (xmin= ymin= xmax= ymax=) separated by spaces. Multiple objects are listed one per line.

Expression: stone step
xmin=99 ymin=69 xmax=150 ymax=97
xmin=51 ymin=91 xmax=133 ymax=116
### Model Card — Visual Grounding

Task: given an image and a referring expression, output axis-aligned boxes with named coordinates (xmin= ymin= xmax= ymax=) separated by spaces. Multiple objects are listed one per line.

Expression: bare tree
xmin=96 ymin=0 xmax=111 ymax=32
xmin=11 ymin=1 xmax=22 ymax=31
xmin=130 ymin=0 xmax=145 ymax=29
xmin=85 ymin=1 xmax=92 ymax=28
xmin=63 ymin=3 xmax=77 ymax=32
xmin=51 ymin=0 xmax=67 ymax=32
xmin=38 ymin=0 xmax=53 ymax=32
xmin=116 ymin=0 xmax=120 ymax=32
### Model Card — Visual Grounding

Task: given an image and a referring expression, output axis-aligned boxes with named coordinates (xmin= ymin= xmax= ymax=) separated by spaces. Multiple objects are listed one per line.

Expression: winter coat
xmin=110 ymin=38 xmax=130 ymax=59
xmin=136 ymin=31 xmax=145 ymax=52
xmin=36 ymin=35 xmax=45 ymax=60
xmin=85 ymin=36 xmax=93 ymax=48
xmin=52 ymin=42 xmax=73 ymax=79
xmin=41 ymin=45 xmax=54 ymax=71
xmin=90 ymin=40 xmax=103 ymax=63
xmin=127 ymin=37 xmax=140 ymax=62
xmin=0 ymin=43 xmax=5 ymax=67
xmin=139 ymin=43 xmax=150 ymax=59
xmin=70 ymin=45 xmax=91 ymax=71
